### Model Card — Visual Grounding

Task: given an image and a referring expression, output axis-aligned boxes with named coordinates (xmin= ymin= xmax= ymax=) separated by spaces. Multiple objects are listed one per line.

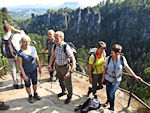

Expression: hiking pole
xmin=50 ymin=71 xmax=53 ymax=89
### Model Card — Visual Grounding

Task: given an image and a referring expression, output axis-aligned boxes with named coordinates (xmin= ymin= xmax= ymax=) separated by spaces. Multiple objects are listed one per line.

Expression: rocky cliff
xmin=30 ymin=7 xmax=101 ymax=36
xmin=28 ymin=4 xmax=150 ymax=41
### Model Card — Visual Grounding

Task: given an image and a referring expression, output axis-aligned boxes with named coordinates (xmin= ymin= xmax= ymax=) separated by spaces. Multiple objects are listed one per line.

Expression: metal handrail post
xmin=127 ymin=77 xmax=135 ymax=107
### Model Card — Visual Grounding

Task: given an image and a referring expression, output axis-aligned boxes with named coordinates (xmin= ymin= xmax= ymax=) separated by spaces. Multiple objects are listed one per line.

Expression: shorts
xmin=22 ymin=69 xmax=38 ymax=87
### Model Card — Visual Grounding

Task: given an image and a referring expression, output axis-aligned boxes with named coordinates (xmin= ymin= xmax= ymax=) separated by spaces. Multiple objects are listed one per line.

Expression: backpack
xmin=107 ymin=54 xmax=124 ymax=67
xmin=87 ymin=48 xmax=106 ymax=73
xmin=1 ymin=34 xmax=17 ymax=58
xmin=74 ymin=97 xmax=100 ymax=113
xmin=86 ymin=48 xmax=97 ymax=65
xmin=53 ymin=42 xmax=77 ymax=61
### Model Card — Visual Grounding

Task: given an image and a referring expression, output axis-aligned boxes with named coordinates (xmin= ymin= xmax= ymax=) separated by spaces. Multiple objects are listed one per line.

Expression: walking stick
xmin=50 ymin=71 xmax=53 ymax=89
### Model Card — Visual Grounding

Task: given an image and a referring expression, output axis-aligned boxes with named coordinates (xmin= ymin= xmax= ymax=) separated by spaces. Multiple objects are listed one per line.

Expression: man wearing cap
xmin=48 ymin=31 xmax=76 ymax=104
xmin=87 ymin=41 xmax=106 ymax=98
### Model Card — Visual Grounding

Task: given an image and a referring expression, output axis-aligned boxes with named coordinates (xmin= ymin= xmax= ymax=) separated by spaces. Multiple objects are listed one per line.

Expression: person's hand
xmin=135 ymin=76 xmax=142 ymax=81
xmin=64 ymin=72 xmax=71 ymax=79
xmin=20 ymin=30 xmax=26 ymax=34
xmin=89 ymin=76 xmax=92 ymax=84
xmin=47 ymin=65 xmax=53 ymax=72
xmin=41 ymin=49 xmax=45 ymax=54
xmin=23 ymin=75 xmax=28 ymax=82
xmin=39 ymin=67 xmax=42 ymax=74
xmin=101 ymin=77 xmax=105 ymax=84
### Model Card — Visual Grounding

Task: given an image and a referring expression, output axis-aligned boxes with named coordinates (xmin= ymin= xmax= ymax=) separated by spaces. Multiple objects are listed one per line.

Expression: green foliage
xmin=144 ymin=67 xmax=150 ymax=76
xmin=47 ymin=9 xmax=57 ymax=13
xmin=77 ymin=45 xmax=89 ymax=73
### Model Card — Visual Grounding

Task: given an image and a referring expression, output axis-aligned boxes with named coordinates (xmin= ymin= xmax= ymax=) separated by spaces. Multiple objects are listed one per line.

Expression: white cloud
xmin=0 ymin=0 xmax=102 ymax=7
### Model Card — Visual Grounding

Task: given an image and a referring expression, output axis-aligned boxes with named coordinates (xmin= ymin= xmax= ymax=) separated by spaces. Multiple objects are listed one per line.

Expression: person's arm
xmin=41 ymin=47 xmax=48 ymax=54
xmin=125 ymin=66 xmax=142 ymax=81
xmin=102 ymin=67 xmax=107 ymax=83
xmin=10 ymin=26 xmax=22 ymax=34
xmin=48 ymin=52 xmax=55 ymax=72
xmin=17 ymin=56 xmax=28 ymax=82
xmin=88 ymin=64 xmax=92 ymax=84
xmin=122 ymin=56 xmax=142 ymax=81
xmin=70 ymin=56 xmax=76 ymax=72
xmin=35 ymin=51 xmax=41 ymax=74
xmin=41 ymin=39 xmax=48 ymax=54
xmin=64 ymin=56 xmax=76 ymax=79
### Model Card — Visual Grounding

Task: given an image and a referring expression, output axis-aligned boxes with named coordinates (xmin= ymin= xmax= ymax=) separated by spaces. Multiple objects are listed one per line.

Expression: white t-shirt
xmin=104 ymin=55 xmax=129 ymax=83
xmin=3 ymin=31 xmax=25 ymax=52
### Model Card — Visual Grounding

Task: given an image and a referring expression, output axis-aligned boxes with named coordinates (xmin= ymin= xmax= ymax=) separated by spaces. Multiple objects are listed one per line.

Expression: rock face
xmin=141 ymin=11 xmax=150 ymax=39
xmin=28 ymin=6 xmax=150 ymax=39
xmin=30 ymin=7 xmax=101 ymax=36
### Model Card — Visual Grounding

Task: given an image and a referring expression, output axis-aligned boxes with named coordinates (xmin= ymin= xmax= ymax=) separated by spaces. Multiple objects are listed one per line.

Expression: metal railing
xmin=0 ymin=53 xmax=150 ymax=110
xmin=0 ymin=55 xmax=8 ymax=76
xmin=77 ymin=58 xmax=150 ymax=110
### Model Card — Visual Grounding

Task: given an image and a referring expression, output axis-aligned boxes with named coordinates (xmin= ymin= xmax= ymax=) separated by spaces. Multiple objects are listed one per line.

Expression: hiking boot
xmin=49 ymin=78 xmax=53 ymax=82
xmin=102 ymin=100 xmax=109 ymax=107
xmin=34 ymin=93 xmax=41 ymax=100
xmin=87 ymin=87 xmax=92 ymax=97
xmin=108 ymin=107 xmax=114 ymax=111
xmin=28 ymin=96 xmax=33 ymax=103
xmin=94 ymin=95 xmax=98 ymax=99
xmin=64 ymin=97 xmax=71 ymax=104
xmin=13 ymin=84 xmax=19 ymax=89
xmin=97 ymin=84 xmax=103 ymax=90
xmin=0 ymin=102 xmax=9 ymax=110
xmin=57 ymin=92 xmax=67 ymax=97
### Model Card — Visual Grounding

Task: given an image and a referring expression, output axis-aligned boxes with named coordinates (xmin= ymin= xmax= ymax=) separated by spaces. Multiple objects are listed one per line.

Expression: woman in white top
xmin=17 ymin=35 xmax=42 ymax=103
xmin=101 ymin=44 xmax=142 ymax=111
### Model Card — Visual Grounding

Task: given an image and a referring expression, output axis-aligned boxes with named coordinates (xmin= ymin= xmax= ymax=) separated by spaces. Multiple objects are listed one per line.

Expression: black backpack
xmin=74 ymin=97 xmax=100 ymax=113
xmin=107 ymin=54 xmax=124 ymax=67
xmin=53 ymin=42 xmax=77 ymax=61
xmin=1 ymin=34 xmax=17 ymax=58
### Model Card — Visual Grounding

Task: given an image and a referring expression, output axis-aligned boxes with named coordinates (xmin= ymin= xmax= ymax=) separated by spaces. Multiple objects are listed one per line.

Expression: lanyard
xmin=112 ymin=58 xmax=118 ymax=72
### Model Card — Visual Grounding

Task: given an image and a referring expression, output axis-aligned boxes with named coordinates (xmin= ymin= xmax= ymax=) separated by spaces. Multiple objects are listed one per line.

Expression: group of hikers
xmin=0 ymin=21 xmax=142 ymax=111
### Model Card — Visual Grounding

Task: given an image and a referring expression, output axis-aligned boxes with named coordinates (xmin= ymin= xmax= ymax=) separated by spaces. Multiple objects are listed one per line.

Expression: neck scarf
xmin=96 ymin=50 xmax=102 ymax=58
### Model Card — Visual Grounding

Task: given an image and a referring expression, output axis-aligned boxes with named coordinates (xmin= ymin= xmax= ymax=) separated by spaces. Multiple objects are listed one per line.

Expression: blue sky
xmin=0 ymin=0 xmax=104 ymax=7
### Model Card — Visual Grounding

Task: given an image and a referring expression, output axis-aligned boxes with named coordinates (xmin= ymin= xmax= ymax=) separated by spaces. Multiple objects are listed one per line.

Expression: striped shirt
xmin=52 ymin=41 xmax=74 ymax=66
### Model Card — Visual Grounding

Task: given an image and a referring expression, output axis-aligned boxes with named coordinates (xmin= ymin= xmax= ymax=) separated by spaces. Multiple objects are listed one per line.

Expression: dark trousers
xmin=106 ymin=80 xmax=120 ymax=108
xmin=92 ymin=73 xmax=103 ymax=95
xmin=48 ymin=55 xmax=54 ymax=79
xmin=56 ymin=63 xmax=72 ymax=98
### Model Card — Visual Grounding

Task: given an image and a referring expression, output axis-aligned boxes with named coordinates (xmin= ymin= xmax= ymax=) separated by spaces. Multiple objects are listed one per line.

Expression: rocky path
xmin=0 ymin=67 xmax=145 ymax=113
